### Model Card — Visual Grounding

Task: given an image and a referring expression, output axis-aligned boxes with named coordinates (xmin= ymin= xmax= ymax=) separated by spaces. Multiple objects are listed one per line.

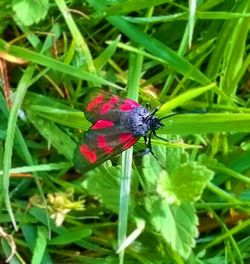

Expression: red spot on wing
xmin=100 ymin=96 xmax=119 ymax=114
xmin=119 ymin=133 xmax=138 ymax=149
xmin=120 ymin=99 xmax=140 ymax=111
xmin=109 ymin=96 xmax=119 ymax=104
xmin=100 ymin=103 xmax=112 ymax=114
xmin=86 ymin=95 xmax=104 ymax=112
xmin=97 ymin=135 xmax=113 ymax=154
xmin=104 ymin=146 xmax=113 ymax=154
xmin=80 ymin=144 xmax=97 ymax=163
xmin=97 ymin=135 xmax=106 ymax=148
xmin=92 ymin=120 xmax=114 ymax=130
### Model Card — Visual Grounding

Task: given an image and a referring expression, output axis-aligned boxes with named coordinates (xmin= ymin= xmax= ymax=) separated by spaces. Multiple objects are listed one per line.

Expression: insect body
xmin=74 ymin=90 xmax=166 ymax=172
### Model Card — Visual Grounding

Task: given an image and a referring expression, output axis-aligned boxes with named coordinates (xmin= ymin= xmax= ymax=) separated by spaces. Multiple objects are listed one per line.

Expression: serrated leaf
xmin=81 ymin=164 xmax=136 ymax=213
xmin=157 ymin=162 xmax=214 ymax=204
xmin=143 ymin=144 xmax=188 ymax=190
xmin=12 ymin=0 xmax=49 ymax=26
xmin=145 ymin=197 xmax=198 ymax=259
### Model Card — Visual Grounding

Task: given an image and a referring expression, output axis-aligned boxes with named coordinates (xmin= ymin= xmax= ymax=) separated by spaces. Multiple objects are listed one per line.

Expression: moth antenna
xmin=159 ymin=109 xmax=207 ymax=121
xmin=150 ymin=106 xmax=160 ymax=116
xmin=159 ymin=112 xmax=179 ymax=121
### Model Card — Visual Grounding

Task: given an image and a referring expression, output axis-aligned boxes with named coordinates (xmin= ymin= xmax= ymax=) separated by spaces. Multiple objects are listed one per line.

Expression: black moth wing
xmin=74 ymin=90 xmax=142 ymax=172
xmin=82 ymin=89 xmax=140 ymax=123
xmin=74 ymin=126 xmax=139 ymax=172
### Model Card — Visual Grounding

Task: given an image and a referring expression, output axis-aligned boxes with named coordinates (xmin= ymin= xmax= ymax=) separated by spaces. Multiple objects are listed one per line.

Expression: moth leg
xmin=137 ymin=136 xmax=150 ymax=156
xmin=152 ymin=131 xmax=170 ymax=142
xmin=145 ymin=131 xmax=158 ymax=159
xmin=153 ymin=131 xmax=180 ymax=143
xmin=147 ymin=132 xmax=166 ymax=169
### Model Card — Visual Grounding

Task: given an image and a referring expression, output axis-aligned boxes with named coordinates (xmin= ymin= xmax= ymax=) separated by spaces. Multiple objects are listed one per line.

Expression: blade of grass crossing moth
xmin=118 ymin=51 xmax=142 ymax=263
xmin=119 ymin=148 xmax=133 ymax=263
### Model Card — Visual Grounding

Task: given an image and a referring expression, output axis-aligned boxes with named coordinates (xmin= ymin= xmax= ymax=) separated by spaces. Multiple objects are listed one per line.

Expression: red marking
xmin=100 ymin=96 xmax=120 ymax=114
xmin=104 ymin=146 xmax=113 ymax=154
xmin=80 ymin=144 xmax=97 ymax=163
xmin=97 ymin=135 xmax=113 ymax=154
xmin=120 ymin=99 xmax=140 ymax=111
xmin=119 ymin=133 xmax=138 ymax=149
xmin=97 ymin=135 xmax=106 ymax=148
xmin=109 ymin=96 xmax=119 ymax=104
xmin=86 ymin=95 xmax=104 ymax=112
xmin=92 ymin=120 xmax=114 ymax=130
xmin=100 ymin=103 xmax=112 ymax=114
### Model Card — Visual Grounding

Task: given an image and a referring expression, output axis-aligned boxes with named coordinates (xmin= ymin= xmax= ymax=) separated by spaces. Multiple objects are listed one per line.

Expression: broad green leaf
xmin=82 ymin=165 xmax=136 ymax=213
xmin=142 ymin=146 xmax=163 ymax=191
xmin=157 ymin=162 xmax=214 ymax=205
xmin=143 ymin=144 xmax=189 ymax=190
xmin=145 ymin=197 xmax=198 ymax=259
xmin=12 ymin=0 xmax=49 ymax=26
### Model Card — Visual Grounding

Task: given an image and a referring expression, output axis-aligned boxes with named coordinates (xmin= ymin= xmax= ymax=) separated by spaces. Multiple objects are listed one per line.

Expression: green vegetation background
xmin=0 ymin=0 xmax=250 ymax=263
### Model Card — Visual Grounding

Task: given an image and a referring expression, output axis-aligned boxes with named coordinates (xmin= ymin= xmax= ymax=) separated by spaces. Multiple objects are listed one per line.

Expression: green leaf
xmin=159 ymin=113 xmax=250 ymax=135
xmin=31 ymin=226 xmax=48 ymax=264
xmin=0 ymin=129 xmax=6 ymax=139
xmin=0 ymin=39 xmax=119 ymax=89
xmin=27 ymin=106 xmax=89 ymax=130
xmin=26 ymin=112 xmax=76 ymax=160
xmin=145 ymin=198 xmax=198 ymax=259
xmin=94 ymin=35 xmax=120 ymax=71
xmin=49 ymin=228 xmax=91 ymax=245
xmin=88 ymin=0 xmax=210 ymax=84
xmin=142 ymin=146 xmax=163 ymax=191
xmin=143 ymin=144 xmax=189 ymax=190
xmin=23 ymin=92 xmax=90 ymax=129
xmin=158 ymin=83 xmax=215 ymax=113
xmin=82 ymin=165 xmax=136 ymax=213
xmin=22 ymin=224 xmax=52 ymax=264
xmin=1 ymin=238 xmax=23 ymax=264
xmin=157 ymin=162 xmax=214 ymax=205
xmin=12 ymin=0 xmax=49 ymax=26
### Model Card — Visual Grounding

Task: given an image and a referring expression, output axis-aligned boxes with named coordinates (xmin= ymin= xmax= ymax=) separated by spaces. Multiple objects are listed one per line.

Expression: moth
xmin=74 ymin=89 xmax=174 ymax=172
